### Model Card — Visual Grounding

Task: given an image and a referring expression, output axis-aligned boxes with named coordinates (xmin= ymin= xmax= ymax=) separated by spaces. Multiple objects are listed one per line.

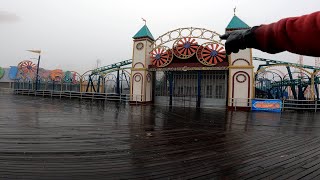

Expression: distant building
xmin=0 ymin=67 xmax=15 ymax=89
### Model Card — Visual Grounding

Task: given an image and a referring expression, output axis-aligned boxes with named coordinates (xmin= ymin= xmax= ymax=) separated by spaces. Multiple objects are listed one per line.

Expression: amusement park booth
xmin=130 ymin=15 xmax=254 ymax=109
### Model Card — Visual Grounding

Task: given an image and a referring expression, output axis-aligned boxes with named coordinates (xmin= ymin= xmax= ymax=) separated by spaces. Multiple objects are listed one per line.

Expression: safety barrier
xmin=130 ymin=94 xmax=145 ymax=105
xmin=229 ymin=98 xmax=320 ymax=112
xmin=229 ymin=98 xmax=252 ymax=111
xmin=282 ymin=99 xmax=319 ymax=112
xmin=11 ymin=90 xmax=320 ymax=111
xmin=14 ymin=89 xmax=130 ymax=102
xmin=0 ymin=88 xmax=14 ymax=95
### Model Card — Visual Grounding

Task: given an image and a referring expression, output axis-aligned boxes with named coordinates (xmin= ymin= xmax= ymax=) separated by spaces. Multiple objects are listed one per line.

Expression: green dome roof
xmin=133 ymin=25 xmax=155 ymax=40
xmin=226 ymin=15 xmax=250 ymax=30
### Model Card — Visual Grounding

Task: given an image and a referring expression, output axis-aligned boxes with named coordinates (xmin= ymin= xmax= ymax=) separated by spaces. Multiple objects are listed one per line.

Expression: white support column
xmin=228 ymin=49 xmax=254 ymax=109
xmin=130 ymin=38 xmax=154 ymax=103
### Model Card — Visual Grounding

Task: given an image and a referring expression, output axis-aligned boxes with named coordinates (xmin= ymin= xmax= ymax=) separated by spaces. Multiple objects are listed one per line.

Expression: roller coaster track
xmin=86 ymin=59 xmax=132 ymax=93
xmin=253 ymin=57 xmax=320 ymax=71
xmin=91 ymin=59 xmax=132 ymax=75
xmin=271 ymin=79 xmax=310 ymax=87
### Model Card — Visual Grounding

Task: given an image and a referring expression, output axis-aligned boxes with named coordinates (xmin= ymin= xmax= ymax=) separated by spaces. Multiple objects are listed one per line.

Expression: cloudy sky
xmin=1 ymin=0 xmax=319 ymax=73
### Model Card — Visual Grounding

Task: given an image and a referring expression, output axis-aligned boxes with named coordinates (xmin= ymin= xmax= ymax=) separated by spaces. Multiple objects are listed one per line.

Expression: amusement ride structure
xmin=254 ymin=57 xmax=320 ymax=101
xmin=4 ymin=12 xmax=319 ymax=110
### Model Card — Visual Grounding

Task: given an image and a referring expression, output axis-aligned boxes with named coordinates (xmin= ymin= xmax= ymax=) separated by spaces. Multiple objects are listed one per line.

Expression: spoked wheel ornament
xmin=18 ymin=60 xmax=37 ymax=74
xmin=50 ymin=69 xmax=63 ymax=82
xmin=172 ymin=37 xmax=198 ymax=59
xmin=150 ymin=46 xmax=173 ymax=67
xmin=197 ymin=43 xmax=226 ymax=66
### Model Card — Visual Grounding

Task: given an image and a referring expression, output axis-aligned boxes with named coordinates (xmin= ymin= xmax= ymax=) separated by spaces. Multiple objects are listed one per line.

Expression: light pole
xmin=27 ymin=50 xmax=41 ymax=91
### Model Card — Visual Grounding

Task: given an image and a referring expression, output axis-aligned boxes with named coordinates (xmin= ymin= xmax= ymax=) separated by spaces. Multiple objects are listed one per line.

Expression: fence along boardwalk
xmin=13 ymin=89 xmax=130 ymax=102
xmin=1 ymin=94 xmax=320 ymax=179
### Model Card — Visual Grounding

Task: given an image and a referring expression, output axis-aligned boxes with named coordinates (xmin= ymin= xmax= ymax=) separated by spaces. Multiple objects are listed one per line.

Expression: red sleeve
xmin=254 ymin=11 xmax=320 ymax=57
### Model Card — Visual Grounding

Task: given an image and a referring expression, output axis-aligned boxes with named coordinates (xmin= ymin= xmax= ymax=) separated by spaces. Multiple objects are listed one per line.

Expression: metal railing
xmin=229 ymin=98 xmax=252 ymax=111
xmin=282 ymin=99 xmax=319 ymax=112
xmin=130 ymin=94 xmax=144 ymax=105
xmin=0 ymin=88 xmax=14 ymax=95
xmin=229 ymin=98 xmax=320 ymax=112
xmin=12 ymin=88 xmax=320 ymax=111
xmin=14 ymin=89 xmax=130 ymax=102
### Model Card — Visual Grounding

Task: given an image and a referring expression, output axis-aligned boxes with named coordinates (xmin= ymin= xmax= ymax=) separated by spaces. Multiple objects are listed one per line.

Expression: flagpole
xmin=27 ymin=50 xmax=41 ymax=91
xmin=35 ymin=53 xmax=41 ymax=91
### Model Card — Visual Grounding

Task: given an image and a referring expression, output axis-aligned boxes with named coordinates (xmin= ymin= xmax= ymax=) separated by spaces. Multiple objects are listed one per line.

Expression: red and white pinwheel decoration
xmin=197 ymin=43 xmax=226 ymax=66
xmin=150 ymin=46 xmax=173 ymax=67
xmin=18 ymin=60 xmax=37 ymax=74
xmin=173 ymin=37 xmax=198 ymax=59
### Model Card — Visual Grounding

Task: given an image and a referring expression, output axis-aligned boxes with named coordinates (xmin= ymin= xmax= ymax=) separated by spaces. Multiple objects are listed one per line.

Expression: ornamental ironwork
xmin=149 ymin=27 xmax=226 ymax=68
xmin=152 ymin=27 xmax=222 ymax=48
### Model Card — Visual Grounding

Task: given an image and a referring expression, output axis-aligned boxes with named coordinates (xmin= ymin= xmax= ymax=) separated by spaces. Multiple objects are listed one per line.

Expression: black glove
xmin=219 ymin=26 xmax=259 ymax=54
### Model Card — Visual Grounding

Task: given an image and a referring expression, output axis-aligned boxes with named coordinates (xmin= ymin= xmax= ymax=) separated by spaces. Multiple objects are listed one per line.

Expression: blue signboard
xmin=9 ymin=66 xmax=18 ymax=80
xmin=252 ymin=99 xmax=282 ymax=112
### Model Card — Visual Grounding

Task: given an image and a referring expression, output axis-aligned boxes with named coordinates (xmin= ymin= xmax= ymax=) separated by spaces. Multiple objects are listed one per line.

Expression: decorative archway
xmin=152 ymin=27 xmax=222 ymax=48
xmin=150 ymin=27 xmax=227 ymax=68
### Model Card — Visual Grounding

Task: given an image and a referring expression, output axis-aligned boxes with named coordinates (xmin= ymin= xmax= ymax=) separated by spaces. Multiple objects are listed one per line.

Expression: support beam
xmin=116 ymin=69 xmax=120 ymax=95
xmin=96 ymin=76 xmax=101 ymax=93
xmin=286 ymin=66 xmax=298 ymax=99
xmin=315 ymin=83 xmax=319 ymax=101
xmin=169 ymin=72 xmax=173 ymax=106
xmin=86 ymin=76 xmax=96 ymax=92
xmin=120 ymin=70 xmax=123 ymax=94
xmin=197 ymin=71 xmax=201 ymax=108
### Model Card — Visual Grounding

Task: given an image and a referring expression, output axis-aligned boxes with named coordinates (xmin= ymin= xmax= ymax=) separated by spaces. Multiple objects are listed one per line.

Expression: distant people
xmin=220 ymin=11 xmax=320 ymax=57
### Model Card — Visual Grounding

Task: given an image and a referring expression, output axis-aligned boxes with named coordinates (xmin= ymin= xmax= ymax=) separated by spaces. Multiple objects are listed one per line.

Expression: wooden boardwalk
xmin=1 ymin=94 xmax=320 ymax=179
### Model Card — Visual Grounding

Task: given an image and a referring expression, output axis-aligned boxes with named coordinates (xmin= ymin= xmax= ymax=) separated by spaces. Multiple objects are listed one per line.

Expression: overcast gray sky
xmin=1 ymin=0 xmax=319 ymax=73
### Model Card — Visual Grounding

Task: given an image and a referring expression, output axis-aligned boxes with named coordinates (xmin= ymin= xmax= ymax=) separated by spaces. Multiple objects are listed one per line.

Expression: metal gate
xmin=154 ymin=70 xmax=227 ymax=108
xmin=172 ymin=71 xmax=198 ymax=107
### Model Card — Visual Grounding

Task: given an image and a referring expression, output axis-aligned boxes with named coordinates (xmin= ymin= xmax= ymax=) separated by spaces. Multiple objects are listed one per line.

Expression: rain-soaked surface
xmin=1 ymin=94 xmax=320 ymax=179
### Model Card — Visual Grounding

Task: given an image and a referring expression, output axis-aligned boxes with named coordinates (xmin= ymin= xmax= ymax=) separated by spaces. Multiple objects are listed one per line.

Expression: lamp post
xmin=27 ymin=50 xmax=41 ymax=91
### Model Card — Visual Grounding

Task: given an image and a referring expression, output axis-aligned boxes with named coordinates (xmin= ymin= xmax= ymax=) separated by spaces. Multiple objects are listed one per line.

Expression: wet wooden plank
xmin=1 ymin=94 xmax=320 ymax=179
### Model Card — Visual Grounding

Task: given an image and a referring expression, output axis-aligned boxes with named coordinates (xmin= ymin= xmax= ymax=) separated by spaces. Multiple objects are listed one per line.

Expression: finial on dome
xmin=142 ymin=18 xmax=146 ymax=25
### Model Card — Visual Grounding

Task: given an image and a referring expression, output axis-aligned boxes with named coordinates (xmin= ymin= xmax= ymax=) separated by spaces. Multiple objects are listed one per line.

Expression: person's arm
xmin=220 ymin=11 xmax=320 ymax=57
xmin=255 ymin=11 xmax=320 ymax=56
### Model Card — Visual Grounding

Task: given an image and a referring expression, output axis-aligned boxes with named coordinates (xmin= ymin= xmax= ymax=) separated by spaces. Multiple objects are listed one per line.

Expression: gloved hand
xmin=219 ymin=26 xmax=259 ymax=54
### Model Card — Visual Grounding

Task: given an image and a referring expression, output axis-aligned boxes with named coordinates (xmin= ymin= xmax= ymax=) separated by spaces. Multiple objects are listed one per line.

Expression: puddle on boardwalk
xmin=0 ymin=94 xmax=320 ymax=179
